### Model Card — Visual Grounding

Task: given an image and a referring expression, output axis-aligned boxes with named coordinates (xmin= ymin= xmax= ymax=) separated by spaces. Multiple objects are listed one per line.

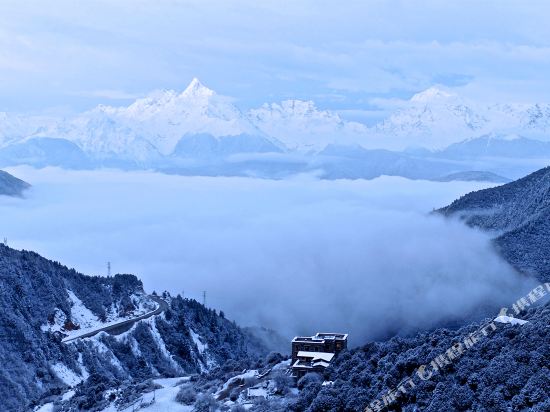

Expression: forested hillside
xmin=287 ymin=168 xmax=550 ymax=411
xmin=292 ymin=305 xmax=549 ymax=411
xmin=439 ymin=166 xmax=550 ymax=281
xmin=0 ymin=245 xmax=268 ymax=411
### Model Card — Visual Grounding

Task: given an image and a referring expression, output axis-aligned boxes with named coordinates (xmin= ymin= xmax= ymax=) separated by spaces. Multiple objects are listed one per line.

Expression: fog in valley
xmin=0 ymin=167 xmax=536 ymax=344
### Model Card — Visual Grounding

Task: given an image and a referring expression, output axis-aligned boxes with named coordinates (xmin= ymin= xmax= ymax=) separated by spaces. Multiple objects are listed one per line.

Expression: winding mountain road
xmin=62 ymin=295 xmax=168 ymax=343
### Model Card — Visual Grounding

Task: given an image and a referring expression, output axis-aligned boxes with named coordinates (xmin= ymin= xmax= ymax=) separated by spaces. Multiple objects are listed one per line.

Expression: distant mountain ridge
xmin=32 ymin=78 xmax=280 ymax=165
xmin=434 ymin=170 xmax=511 ymax=183
xmin=373 ymin=88 xmax=550 ymax=148
xmin=248 ymin=99 xmax=368 ymax=151
xmin=0 ymin=80 xmax=549 ymax=180
xmin=439 ymin=166 xmax=550 ymax=281
xmin=435 ymin=134 xmax=550 ymax=159
xmin=2 ymin=80 xmax=550 ymax=155
xmin=0 ymin=170 xmax=30 ymax=197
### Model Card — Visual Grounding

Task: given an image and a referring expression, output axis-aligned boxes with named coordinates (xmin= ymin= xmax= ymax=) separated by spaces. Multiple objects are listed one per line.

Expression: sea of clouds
xmin=0 ymin=167 xmax=536 ymax=344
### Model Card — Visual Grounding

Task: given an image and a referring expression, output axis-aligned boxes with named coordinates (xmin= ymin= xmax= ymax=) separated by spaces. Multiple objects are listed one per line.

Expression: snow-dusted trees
xmin=295 ymin=306 xmax=550 ymax=411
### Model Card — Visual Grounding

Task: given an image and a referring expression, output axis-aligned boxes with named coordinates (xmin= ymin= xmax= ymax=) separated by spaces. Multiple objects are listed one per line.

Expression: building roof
xmin=292 ymin=332 xmax=348 ymax=343
xmin=292 ymin=336 xmax=324 ymax=343
xmin=291 ymin=359 xmax=331 ymax=370
xmin=315 ymin=332 xmax=348 ymax=340
xmin=296 ymin=351 xmax=335 ymax=362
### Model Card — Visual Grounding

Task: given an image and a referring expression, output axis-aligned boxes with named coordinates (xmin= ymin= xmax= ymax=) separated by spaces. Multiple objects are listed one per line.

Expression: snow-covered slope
xmin=0 ymin=137 xmax=91 ymax=169
xmin=94 ymin=78 xmax=275 ymax=155
xmin=48 ymin=112 xmax=161 ymax=164
xmin=436 ymin=133 xmax=550 ymax=159
xmin=0 ymin=112 xmax=56 ymax=148
xmin=375 ymin=88 xmax=485 ymax=148
xmin=248 ymin=99 xmax=368 ymax=151
xmin=33 ymin=78 xmax=281 ymax=162
xmin=375 ymin=87 xmax=550 ymax=148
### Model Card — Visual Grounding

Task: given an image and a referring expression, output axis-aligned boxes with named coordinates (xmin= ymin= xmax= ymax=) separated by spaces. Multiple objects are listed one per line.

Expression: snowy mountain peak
xmin=39 ymin=77 xmax=269 ymax=157
xmin=248 ymin=99 xmax=368 ymax=150
xmin=253 ymin=99 xmax=336 ymax=120
xmin=181 ymin=77 xmax=214 ymax=98
xmin=280 ymin=99 xmax=320 ymax=115
xmin=410 ymin=86 xmax=457 ymax=104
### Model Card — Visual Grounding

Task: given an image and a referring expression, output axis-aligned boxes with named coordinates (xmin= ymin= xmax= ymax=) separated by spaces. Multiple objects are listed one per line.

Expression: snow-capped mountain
xmin=48 ymin=111 xmax=161 ymax=163
xmin=248 ymin=99 xmax=368 ymax=151
xmin=35 ymin=78 xmax=281 ymax=163
xmin=1 ymin=80 xmax=550 ymax=172
xmin=94 ymin=78 xmax=274 ymax=155
xmin=375 ymin=86 xmax=550 ymax=149
xmin=0 ymin=112 xmax=56 ymax=148
xmin=374 ymin=87 xmax=488 ymax=148
xmin=436 ymin=133 xmax=550 ymax=159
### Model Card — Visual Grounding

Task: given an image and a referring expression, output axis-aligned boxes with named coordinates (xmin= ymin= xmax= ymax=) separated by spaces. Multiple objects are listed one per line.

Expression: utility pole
xmin=107 ymin=261 xmax=111 ymax=277
xmin=202 ymin=290 xmax=207 ymax=307
xmin=2 ymin=237 xmax=7 ymax=246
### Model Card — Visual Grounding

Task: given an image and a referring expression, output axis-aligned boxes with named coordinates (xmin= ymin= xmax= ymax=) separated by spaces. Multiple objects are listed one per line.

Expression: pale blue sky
xmin=1 ymin=0 xmax=550 ymax=115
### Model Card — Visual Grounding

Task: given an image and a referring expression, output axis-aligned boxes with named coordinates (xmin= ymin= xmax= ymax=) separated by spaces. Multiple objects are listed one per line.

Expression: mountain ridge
xmin=288 ymin=167 xmax=550 ymax=411
xmin=0 ymin=170 xmax=30 ymax=197
xmin=438 ymin=166 xmax=550 ymax=281
xmin=3 ymin=80 xmax=550 ymax=160
xmin=0 ymin=244 xmax=270 ymax=411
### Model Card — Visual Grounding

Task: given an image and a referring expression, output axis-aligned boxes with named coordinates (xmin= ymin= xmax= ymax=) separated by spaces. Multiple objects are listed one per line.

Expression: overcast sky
xmin=1 ymin=0 xmax=550 ymax=114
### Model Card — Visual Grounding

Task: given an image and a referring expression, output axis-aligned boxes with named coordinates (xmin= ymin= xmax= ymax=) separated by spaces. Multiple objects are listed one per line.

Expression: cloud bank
xmin=0 ymin=167 xmax=536 ymax=344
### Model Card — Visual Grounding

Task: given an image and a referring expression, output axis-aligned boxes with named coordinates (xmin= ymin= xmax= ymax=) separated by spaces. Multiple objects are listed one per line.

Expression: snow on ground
xmin=88 ymin=335 xmax=125 ymax=371
xmin=51 ymin=362 xmax=86 ymax=387
xmin=67 ymin=289 xmax=99 ymax=329
xmin=247 ymin=386 xmax=268 ymax=398
xmin=77 ymin=352 xmax=90 ymax=381
xmin=219 ymin=370 xmax=259 ymax=394
xmin=189 ymin=328 xmax=217 ymax=371
xmin=62 ymin=390 xmax=76 ymax=401
xmin=100 ymin=377 xmax=192 ymax=412
xmin=129 ymin=335 xmax=143 ymax=356
xmin=153 ymin=377 xmax=190 ymax=387
xmin=494 ymin=315 xmax=529 ymax=325
xmin=113 ymin=331 xmax=143 ymax=357
xmin=272 ymin=359 xmax=291 ymax=370
xmin=190 ymin=328 xmax=207 ymax=354
xmin=143 ymin=317 xmax=181 ymax=371
xmin=35 ymin=403 xmax=54 ymax=412
xmin=40 ymin=308 xmax=66 ymax=333
xmin=59 ymin=292 xmax=158 ymax=342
